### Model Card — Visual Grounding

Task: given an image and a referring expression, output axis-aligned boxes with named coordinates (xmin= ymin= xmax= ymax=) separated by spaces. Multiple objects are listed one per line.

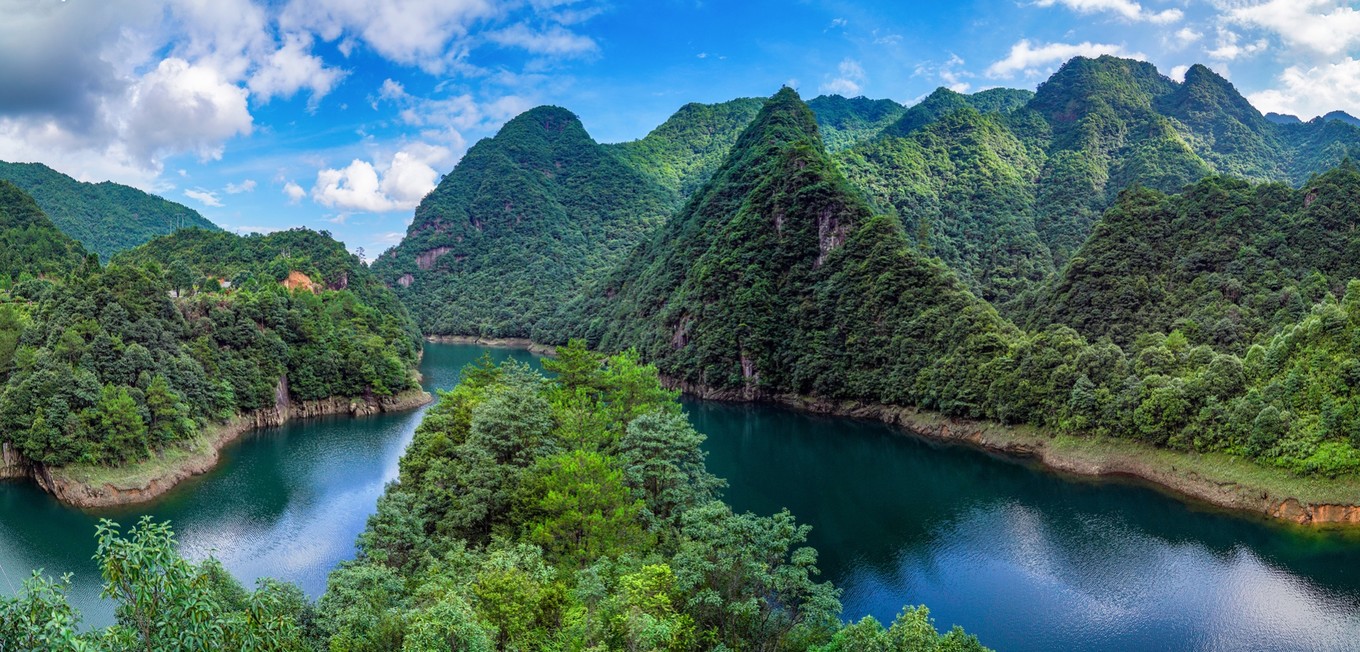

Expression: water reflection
xmin=690 ymin=398 xmax=1360 ymax=651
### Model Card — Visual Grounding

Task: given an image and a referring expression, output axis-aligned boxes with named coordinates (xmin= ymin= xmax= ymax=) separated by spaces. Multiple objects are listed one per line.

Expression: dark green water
xmin=3 ymin=343 xmax=1360 ymax=651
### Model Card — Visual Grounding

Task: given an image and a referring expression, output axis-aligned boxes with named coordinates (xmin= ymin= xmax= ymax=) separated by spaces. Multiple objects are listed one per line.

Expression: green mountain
xmin=606 ymin=97 xmax=765 ymax=203
xmin=839 ymin=57 xmax=1360 ymax=305
xmin=0 ymin=180 xmax=88 ymax=281
xmin=840 ymin=102 xmax=1052 ymax=303
xmin=370 ymin=106 xmax=673 ymax=338
xmin=542 ymin=88 xmax=1019 ymax=407
xmin=0 ymin=161 xmax=218 ymax=259
xmin=0 ymin=227 xmax=420 ymax=468
xmin=806 ymin=94 xmax=906 ymax=152
xmin=880 ymin=87 xmax=1031 ymax=138
xmin=1030 ymin=163 xmax=1360 ymax=349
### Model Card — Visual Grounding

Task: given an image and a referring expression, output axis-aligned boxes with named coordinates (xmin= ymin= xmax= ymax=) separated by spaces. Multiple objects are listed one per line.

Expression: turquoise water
xmin=0 ymin=343 xmax=542 ymax=629
xmin=3 ymin=343 xmax=1360 ymax=650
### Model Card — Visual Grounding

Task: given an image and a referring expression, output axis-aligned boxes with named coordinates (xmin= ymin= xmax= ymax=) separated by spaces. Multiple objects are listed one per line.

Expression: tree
xmin=515 ymin=450 xmax=649 ymax=568
xmin=618 ymin=409 xmax=723 ymax=527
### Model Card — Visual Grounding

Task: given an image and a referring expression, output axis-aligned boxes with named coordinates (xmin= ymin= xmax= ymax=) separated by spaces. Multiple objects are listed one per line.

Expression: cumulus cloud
xmin=125 ymin=58 xmax=254 ymax=162
xmin=1206 ymin=28 xmax=1268 ymax=61
xmin=311 ymin=143 xmax=451 ymax=213
xmin=283 ymin=180 xmax=307 ymax=203
xmin=820 ymin=59 xmax=866 ymax=96
xmin=279 ymin=0 xmax=500 ymax=73
xmin=1223 ymin=0 xmax=1360 ymax=57
xmin=225 ymin=179 xmax=257 ymax=193
xmin=915 ymin=54 xmax=972 ymax=93
xmin=1035 ymin=0 xmax=1182 ymax=24
xmin=248 ymin=32 xmax=347 ymax=106
xmin=1248 ymin=58 xmax=1360 ymax=121
xmin=185 ymin=188 xmax=224 ymax=207
xmin=1170 ymin=27 xmax=1203 ymax=49
xmin=986 ymin=40 xmax=1142 ymax=78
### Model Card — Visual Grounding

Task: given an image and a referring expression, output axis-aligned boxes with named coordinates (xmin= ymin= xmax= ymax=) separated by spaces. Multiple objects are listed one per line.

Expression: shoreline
xmin=427 ymin=335 xmax=1360 ymax=527
xmin=8 ymin=388 xmax=433 ymax=509
xmin=762 ymin=393 xmax=1360 ymax=528
xmin=425 ymin=334 xmax=556 ymax=355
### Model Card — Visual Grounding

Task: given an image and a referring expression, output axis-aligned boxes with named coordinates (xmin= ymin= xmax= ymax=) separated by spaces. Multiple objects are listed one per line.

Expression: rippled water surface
xmin=3 ymin=343 xmax=1360 ymax=650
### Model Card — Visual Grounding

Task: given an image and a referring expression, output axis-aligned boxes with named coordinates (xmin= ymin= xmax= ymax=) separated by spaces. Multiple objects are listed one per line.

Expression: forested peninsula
xmin=0 ymin=189 xmax=428 ymax=505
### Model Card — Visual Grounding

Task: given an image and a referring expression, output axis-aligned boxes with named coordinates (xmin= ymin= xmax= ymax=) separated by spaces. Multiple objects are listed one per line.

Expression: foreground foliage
xmin=2 ymin=345 xmax=990 ymax=651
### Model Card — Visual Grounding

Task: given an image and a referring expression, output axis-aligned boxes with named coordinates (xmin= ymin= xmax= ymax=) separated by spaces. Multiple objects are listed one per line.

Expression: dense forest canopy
xmin=0 ymin=227 xmax=420 ymax=468
xmin=0 ymin=161 xmax=219 ymax=259
xmin=0 ymin=179 xmax=89 ymax=283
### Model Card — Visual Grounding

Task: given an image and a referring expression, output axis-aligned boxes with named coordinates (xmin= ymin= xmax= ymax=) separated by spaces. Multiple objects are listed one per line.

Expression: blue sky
xmin=1 ymin=0 xmax=1358 ymax=257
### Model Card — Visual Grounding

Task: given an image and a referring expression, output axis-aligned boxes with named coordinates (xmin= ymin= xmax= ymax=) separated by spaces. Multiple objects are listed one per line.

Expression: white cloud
xmin=1170 ymin=27 xmax=1203 ymax=48
xmin=248 ymin=32 xmax=346 ymax=107
xmin=310 ymin=143 xmax=452 ymax=213
xmin=124 ymin=58 xmax=254 ymax=163
xmin=1206 ymin=28 xmax=1268 ymax=61
xmin=486 ymin=24 xmax=597 ymax=56
xmin=225 ymin=179 xmax=257 ymax=193
xmin=820 ymin=59 xmax=866 ymax=96
xmin=986 ymin=40 xmax=1142 ymax=78
xmin=279 ymin=0 xmax=500 ymax=73
xmin=282 ymin=180 xmax=307 ymax=203
xmin=185 ymin=188 xmax=224 ymax=207
xmin=1224 ymin=0 xmax=1360 ymax=57
xmin=1035 ymin=0 xmax=1182 ymax=24
xmin=1169 ymin=65 xmax=1190 ymax=82
xmin=1247 ymin=58 xmax=1360 ymax=121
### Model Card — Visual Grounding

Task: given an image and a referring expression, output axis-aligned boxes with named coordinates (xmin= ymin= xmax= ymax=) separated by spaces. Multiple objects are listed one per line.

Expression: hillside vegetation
xmin=0 ymin=227 xmax=420 ymax=468
xmin=0 ymin=161 xmax=219 ymax=259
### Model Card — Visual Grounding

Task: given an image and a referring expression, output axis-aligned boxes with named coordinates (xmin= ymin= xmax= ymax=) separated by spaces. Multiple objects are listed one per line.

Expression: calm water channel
xmin=1 ymin=343 xmax=1359 ymax=650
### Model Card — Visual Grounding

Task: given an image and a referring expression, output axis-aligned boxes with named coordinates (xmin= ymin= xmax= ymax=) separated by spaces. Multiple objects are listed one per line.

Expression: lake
xmin=2 ymin=343 xmax=1359 ymax=650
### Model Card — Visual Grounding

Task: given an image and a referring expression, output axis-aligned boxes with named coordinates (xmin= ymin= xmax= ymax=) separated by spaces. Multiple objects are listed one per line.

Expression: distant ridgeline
xmin=0 ymin=161 xmax=219 ymax=259
xmin=0 ymin=213 xmax=421 ymax=468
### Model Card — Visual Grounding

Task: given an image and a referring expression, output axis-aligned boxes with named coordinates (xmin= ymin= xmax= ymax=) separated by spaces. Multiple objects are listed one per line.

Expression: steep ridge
xmin=542 ymin=88 xmax=1019 ymax=406
xmin=0 ymin=160 xmax=218 ymax=258
xmin=370 ymin=106 xmax=673 ymax=338
xmin=0 ymin=180 xmax=88 ymax=280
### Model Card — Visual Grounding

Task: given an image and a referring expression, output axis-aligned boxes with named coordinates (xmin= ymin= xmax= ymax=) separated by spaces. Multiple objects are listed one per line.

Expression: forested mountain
xmin=839 ymin=103 xmax=1052 ymax=303
xmin=806 ymin=94 xmax=906 ymax=152
xmin=0 ymin=228 xmax=420 ymax=468
xmin=542 ymin=88 xmax=1360 ymax=481
xmin=0 ymin=161 xmax=218 ymax=259
xmin=839 ymin=57 xmax=1360 ymax=304
xmin=606 ymin=97 xmax=765 ymax=203
xmin=541 ymin=88 xmax=1021 ymax=404
xmin=1029 ymin=164 xmax=1360 ymax=349
xmin=370 ymin=106 xmax=673 ymax=338
xmin=0 ymin=180 xmax=89 ymax=282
